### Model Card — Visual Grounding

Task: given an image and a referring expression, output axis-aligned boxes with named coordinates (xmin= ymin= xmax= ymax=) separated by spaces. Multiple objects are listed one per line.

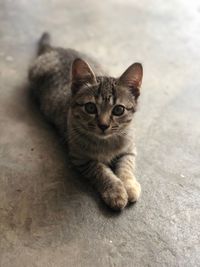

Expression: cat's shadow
xmin=13 ymin=80 xmax=123 ymax=224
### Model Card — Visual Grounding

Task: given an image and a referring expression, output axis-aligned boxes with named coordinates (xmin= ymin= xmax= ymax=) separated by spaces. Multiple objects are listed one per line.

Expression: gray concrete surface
xmin=0 ymin=0 xmax=200 ymax=266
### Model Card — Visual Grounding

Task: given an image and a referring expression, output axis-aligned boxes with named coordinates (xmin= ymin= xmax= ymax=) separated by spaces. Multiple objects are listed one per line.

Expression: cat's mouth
xmin=86 ymin=123 xmax=117 ymax=139
xmin=96 ymin=130 xmax=114 ymax=139
xmin=87 ymin=124 xmax=110 ymax=137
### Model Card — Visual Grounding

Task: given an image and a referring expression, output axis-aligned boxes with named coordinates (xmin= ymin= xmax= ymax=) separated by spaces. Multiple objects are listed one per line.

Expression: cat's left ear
xmin=119 ymin=63 xmax=143 ymax=98
xmin=71 ymin=58 xmax=97 ymax=95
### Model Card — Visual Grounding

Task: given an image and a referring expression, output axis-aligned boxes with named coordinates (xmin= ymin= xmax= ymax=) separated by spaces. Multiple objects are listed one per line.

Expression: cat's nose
xmin=98 ymin=124 xmax=109 ymax=132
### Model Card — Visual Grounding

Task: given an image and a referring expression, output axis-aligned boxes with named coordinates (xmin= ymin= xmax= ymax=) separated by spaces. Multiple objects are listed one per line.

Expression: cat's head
xmin=70 ymin=58 xmax=143 ymax=139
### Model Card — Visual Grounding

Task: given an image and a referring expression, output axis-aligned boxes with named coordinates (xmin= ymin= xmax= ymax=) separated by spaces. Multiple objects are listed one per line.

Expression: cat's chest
xmin=91 ymin=147 xmax=121 ymax=163
xmin=70 ymin=136 xmax=128 ymax=164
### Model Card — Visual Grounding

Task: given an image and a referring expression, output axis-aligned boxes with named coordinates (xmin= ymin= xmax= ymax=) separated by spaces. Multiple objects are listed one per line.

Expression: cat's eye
xmin=112 ymin=105 xmax=125 ymax=116
xmin=84 ymin=102 xmax=97 ymax=114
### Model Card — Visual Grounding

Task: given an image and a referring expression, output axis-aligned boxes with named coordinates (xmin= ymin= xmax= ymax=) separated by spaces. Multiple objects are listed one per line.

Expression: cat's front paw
xmin=125 ymin=179 xmax=141 ymax=203
xmin=101 ymin=181 xmax=128 ymax=211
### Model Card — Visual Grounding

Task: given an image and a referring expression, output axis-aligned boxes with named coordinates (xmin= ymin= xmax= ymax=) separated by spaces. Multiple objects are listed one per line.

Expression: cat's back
xmin=29 ymin=47 xmax=105 ymax=85
xmin=29 ymin=45 xmax=105 ymax=134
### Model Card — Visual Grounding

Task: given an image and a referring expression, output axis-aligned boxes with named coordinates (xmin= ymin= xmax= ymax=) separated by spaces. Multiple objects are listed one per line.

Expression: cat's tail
xmin=38 ymin=32 xmax=51 ymax=55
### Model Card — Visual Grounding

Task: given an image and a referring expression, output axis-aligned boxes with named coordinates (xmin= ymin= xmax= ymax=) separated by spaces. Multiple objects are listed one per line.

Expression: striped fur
xmin=29 ymin=33 xmax=143 ymax=210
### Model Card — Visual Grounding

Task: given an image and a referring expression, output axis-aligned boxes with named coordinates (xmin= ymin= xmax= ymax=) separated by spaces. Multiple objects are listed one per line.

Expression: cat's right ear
xmin=71 ymin=58 xmax=97 ymax=95
xmin=119 ymin=63 xmax=143 ymax=99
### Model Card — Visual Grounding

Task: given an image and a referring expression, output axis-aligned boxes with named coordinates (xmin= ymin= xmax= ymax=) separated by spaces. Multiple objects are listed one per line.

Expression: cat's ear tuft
xmin=71 ymin=58 xmax=97 ymax=94
xmin=119 ymin=63 xmax=143 ymax=98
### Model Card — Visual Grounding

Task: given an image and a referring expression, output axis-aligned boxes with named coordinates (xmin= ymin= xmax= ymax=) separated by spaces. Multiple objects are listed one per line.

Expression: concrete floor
xmin=0 ymin=0 xmax=200 ymax=266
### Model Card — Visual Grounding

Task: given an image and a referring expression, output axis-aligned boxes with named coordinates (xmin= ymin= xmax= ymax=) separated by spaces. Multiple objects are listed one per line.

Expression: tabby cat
xmin=29 ymin=33 xmax=143 ymax=210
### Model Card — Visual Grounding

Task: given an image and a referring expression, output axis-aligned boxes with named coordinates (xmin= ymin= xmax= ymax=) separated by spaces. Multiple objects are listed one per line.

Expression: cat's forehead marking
xmin=96 ymin=77 xmax=116 ymax=105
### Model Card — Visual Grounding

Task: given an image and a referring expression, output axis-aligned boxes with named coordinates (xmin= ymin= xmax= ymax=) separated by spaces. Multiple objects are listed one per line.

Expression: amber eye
xmin=85 ymin=102 xmax=97 ymax=114
xmin=112 ymin=105 xmax=125 ymax=116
